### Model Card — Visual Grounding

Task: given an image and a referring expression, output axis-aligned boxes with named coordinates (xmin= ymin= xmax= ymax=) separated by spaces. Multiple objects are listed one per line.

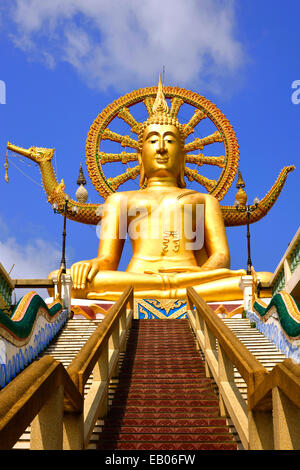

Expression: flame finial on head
xmin=152 ymin=73 xmax=169 ymax=115
xmin=138 ymin=74 xmax=186 ymax=189
xmin=138 ymin=73 xmax=185 ymax=152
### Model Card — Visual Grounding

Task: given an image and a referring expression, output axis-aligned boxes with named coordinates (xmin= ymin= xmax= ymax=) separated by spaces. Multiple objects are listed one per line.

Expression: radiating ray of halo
xmin=102 ymin=129 xmax=139 ymax=149
xmin=184 ymin=167 xmax=217 ymax=192
xmin=184 ymin=131 xmax=223 ymax=152
xmin=183 ymin=109 xmax=207 ymax=137
xmin=99 ymin=151 xmax=138 ymax=164
xmin=107 ymin=165 xmax=140 ymax=190
xmin=143 ymin=97 xmax=155 ymax=116
xmin=117 ymin=107 xmax=143 ymax=134
xmin=186 ymin=154 xmax=225 ymax=168
xmin=169 ymin=97 xmax=184 ymax=117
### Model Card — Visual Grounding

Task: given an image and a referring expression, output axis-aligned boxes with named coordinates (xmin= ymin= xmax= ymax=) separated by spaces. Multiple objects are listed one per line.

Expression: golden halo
xmin=86 ymin=86 xmax=239 ymax=201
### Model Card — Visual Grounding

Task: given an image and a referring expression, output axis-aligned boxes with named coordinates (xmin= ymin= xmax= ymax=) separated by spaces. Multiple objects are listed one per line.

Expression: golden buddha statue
xmin=69 ymin=77 xmax=270 ymax=301
xmin=6 ymin=76 xmax=294 ymax=302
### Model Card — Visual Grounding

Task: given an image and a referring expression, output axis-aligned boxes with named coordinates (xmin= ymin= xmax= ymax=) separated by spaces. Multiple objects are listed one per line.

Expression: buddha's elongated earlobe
xmin=177 ymin=152 xmax=186 ymax=188
xmin=137 ymin=152 xmax=145 ymax=187
xmin=140 ymin=166 xmax=145 ymax=187
xmin=178 ymin=172 xmax=186 ymax=188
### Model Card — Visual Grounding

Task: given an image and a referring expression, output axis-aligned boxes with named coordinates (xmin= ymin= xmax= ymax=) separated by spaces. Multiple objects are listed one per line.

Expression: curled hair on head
xmin=138 ymin=75 xmax=187 ymax=188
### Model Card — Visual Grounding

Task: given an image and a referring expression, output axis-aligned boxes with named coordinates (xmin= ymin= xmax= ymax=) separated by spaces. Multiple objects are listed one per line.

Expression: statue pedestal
xmin=239 ymin=275 xmax=253 ymax=312
xmin=134 ymin=298 xmax=245 ymax=320
xmin=134 ymin=299 xmax=187 ymax=319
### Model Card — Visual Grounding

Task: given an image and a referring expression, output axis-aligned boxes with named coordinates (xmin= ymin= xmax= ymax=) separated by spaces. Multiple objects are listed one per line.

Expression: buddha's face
xmin=139 ymin=124 xmax=184 ymax=180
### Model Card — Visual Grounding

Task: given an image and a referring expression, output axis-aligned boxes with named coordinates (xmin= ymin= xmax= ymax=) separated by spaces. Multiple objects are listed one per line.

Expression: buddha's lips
xmin=155 ymin=156 xmax=169 ymax=164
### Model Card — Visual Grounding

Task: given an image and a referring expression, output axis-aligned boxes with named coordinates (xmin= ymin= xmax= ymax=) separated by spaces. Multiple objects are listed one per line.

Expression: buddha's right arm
xmin=71 ymin=194 xmax=126 ymax=289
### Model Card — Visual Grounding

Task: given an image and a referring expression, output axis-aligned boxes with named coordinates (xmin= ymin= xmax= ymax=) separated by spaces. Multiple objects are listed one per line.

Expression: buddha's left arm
xmin=200 ymin=195 xmax=230 ymax=270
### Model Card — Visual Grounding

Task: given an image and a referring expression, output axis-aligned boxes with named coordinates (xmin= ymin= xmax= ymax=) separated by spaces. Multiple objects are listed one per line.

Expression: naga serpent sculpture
xmin=6 ymin=85 xmax=295 ymax=227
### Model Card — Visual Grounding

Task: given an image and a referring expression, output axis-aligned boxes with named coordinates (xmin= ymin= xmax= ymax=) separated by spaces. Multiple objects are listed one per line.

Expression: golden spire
xmin=152 ymin=73 xmax=169 ymax=115
xmin=236 ymin=168 xmax=245 ymax=189
xmin=76 ymin=164 xmax=88 ymax=203
xmin=77 ymin=163 xmax=87 ymax=186
xmin=234 ymin=168 xmax=247 ymax=206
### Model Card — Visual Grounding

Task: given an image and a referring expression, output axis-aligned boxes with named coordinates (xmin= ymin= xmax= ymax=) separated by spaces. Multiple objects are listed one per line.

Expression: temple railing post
xmin=203 ymin=321 xmax=217 ymax=379
xmin=272 ymin=386 xmax=300 ymax=449
xmin=248 ymin=408 xmax=273 ymax=450
xmin=63 ymin=410 xmax=84 ymax=450
xmin=30 ymin=384 xmax=64 ymax=450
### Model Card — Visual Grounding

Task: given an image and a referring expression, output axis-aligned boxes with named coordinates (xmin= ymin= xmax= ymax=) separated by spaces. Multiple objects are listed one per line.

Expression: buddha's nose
xmin=157 ymin=142 xmax=167 ymax=154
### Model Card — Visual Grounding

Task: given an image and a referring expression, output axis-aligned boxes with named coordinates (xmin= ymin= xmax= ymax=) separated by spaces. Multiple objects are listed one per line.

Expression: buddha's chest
xmin=127 ymin=195 xmax=204 ymax=252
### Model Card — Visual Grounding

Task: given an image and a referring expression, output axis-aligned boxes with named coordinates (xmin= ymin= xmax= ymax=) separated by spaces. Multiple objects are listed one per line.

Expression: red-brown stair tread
xmin=98 ymin=319 xmax=237 ymax=451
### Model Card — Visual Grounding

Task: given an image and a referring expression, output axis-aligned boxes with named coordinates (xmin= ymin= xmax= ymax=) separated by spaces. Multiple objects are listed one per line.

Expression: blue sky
xmin=0 ymin=1 xmax=299 ymax=297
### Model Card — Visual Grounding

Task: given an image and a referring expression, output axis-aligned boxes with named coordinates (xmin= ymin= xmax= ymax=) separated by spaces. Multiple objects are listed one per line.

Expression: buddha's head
xmin=137 ymin=76 xmax=186 ymax=188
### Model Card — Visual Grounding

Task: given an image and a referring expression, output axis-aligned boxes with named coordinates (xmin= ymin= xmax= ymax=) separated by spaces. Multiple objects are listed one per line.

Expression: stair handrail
xmin=0 ymin=355 xmax=82 ymax=450
xmin=66 ymin=285 xmax=134 ymax=395
xmin=187 ymin=286 xmax=268 ymax=392
xmin=0 ymin=286 xmax=134 ymax=450
xmin=248 ymin=358 xmax=300 ymax=450
xmin=187 ymin=286 xmax=300 ymax=450
xmin=249 ymin=358 xmax=300 ymax=410
xmin=64 ymin=285 xmax=134 ymax=448
xmin=186 ymin=286 xmax=268 ymax=449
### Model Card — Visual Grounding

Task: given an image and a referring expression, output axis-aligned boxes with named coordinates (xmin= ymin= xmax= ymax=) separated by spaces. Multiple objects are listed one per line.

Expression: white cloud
xmin=7 ymin=0 xmax=244 ymax=92
xmin=0 ymin=235 xmax=61 ymax=300
xmin=0 ymin=237 xmax=60 ymax=278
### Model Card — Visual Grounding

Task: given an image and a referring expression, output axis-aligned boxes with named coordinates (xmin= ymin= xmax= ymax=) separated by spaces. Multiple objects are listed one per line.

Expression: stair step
xmin=100 ymin=432 xmax=235 ymax=442
xmin=106 ymin=410 xmax=222 ymax=419
xmin=111 ymin=399 xmax=219 ymax=407
xmin=112 ymin=380 xmax=214 ymax=389
xmin=222 ymin=317 xmax=286 ymax=400
xmin=102 ymin=417 xmax=228 ymax=427
xmin=115 ymin=378 xmax=212 ymax=385
xmin=97 ymin=319 xmax=237 ymax=450
xmin=111 ymin=391 xmax=217 ymax=399
xmin=98 ymin=441 xmax=238 ymax=450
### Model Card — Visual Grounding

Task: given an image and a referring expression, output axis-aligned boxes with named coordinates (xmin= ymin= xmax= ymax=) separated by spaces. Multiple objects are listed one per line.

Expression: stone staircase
xmin=12 ymin=315 xmax=287 ymax=450
xmin=97 ymin=319 xmax=237 ymax=450
xmin=13 ymin=317 xmax=102 ymax=449
xmin=222 ymin=318 xmax=286 ymax=400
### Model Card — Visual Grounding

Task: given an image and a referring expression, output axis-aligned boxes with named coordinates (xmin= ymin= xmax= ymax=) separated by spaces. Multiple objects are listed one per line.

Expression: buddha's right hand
xmin=70 ymin=259 xmax=101 ymax=290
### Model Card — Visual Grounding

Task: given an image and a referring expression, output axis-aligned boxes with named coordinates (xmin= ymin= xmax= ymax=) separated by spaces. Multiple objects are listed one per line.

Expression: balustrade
xmin=0 ymin=286 xmax=133 ymax=450
xmin=187 ymin=286 xmax=300 ymax=450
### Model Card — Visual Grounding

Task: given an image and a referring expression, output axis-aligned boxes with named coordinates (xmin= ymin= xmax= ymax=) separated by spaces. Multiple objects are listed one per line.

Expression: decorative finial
xmin=77 ymin=164 xmax=87 ymax=186
xmin=76 ymin=164 xmax=88 ymax=203
xmin=234 ymin=168 xmax=247 ymax=205
xmin=236 ymin=168 xmax=245 ymax=189
xmin=152 ymin=73 xmax=169 ymax=115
